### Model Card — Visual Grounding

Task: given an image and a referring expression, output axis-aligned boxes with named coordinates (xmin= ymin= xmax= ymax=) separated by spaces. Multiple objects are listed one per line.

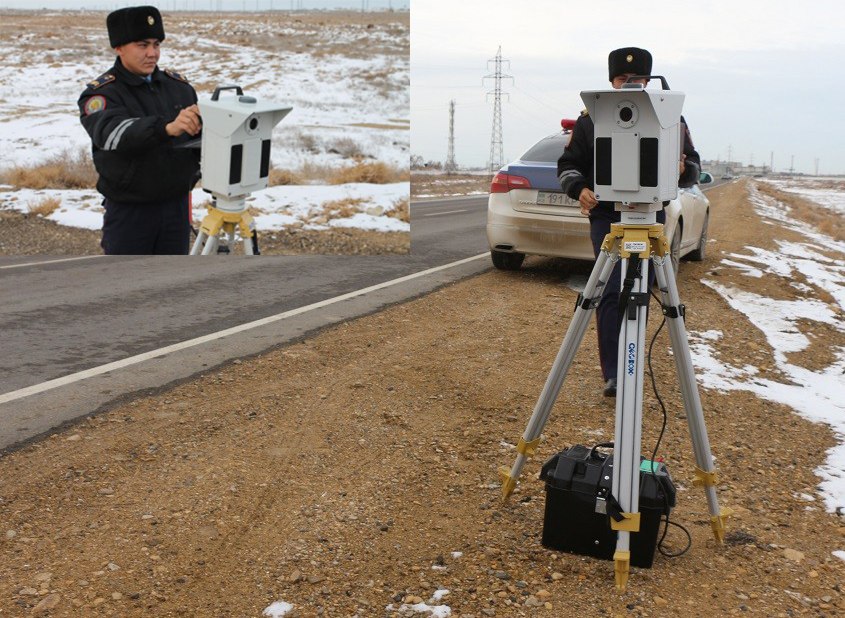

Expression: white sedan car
xmin=486 ymin=127 xmax=712 ymax=272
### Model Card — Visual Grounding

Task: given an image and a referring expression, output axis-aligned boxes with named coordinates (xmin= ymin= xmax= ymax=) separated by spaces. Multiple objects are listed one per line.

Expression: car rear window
xmin=519 ymin=133 xmax=568 ymax=163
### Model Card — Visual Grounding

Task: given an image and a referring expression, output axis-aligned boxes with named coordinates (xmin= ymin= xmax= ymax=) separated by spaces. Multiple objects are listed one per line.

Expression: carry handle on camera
xmin=211 ymin=85 xmax=245 ymax=101
xmin=623 ymin=75 xmax=671 ymax=91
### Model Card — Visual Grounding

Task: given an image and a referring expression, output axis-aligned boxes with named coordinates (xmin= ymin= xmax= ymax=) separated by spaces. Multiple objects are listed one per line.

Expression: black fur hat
xmin=107 ymin=6 xmax=166 ymax=48
xmin=608 ymin=47 xmax=652 ymax=81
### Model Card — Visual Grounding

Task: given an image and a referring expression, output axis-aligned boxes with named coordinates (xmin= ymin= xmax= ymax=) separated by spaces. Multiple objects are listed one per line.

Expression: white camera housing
xmin=199 ymin=86 xmax=292 ymax=206
xmin=581 ymin=84 xmax=685 ymax=205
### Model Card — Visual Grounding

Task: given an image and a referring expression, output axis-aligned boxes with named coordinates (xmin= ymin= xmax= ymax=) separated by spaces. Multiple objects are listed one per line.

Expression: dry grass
xmin=389 ymin=198 xmax=409 ymax=223
xmin=0 ymin=149 xmax=97 ymax=190
xmin=319 ymin=197 xmax=366 ymax=219
xmin=268 ymin=168 xmax=304 ymax=186
xmin=326 ymin=136 xmax=364 ymax=159
xmin=26 ymin=196 xmax=61 ymax=217
xmin=329 ymin=161 xmax=407 ymax=185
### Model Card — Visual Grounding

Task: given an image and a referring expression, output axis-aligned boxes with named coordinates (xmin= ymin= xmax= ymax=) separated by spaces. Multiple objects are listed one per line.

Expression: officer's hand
xmin=679 ymin=153 xmax=686 ymax=177
xmin=579 ymin=187 xmax=598 ymax=216
xmin=166 ymin=105 xmax=202 ymax=137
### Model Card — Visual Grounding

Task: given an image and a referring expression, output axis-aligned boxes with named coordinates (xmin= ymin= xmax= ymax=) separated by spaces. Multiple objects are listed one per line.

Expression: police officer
xmin=557 ymin=47 xmax=701 ymax=397
xmin=78 ymin=6 xmax=201 ymax=255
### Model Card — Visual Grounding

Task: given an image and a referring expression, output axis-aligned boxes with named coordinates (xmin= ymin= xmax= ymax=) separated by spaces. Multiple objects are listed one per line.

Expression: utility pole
xmin=770 ymin=151 xmax=774 ymax=174
xmin=445 ymin=99 xmax=457 ymax=174
xmin=790 ymin=155 xmax=795 ymax=175
xmin=483 ymin=46 xmax=513 ymax=172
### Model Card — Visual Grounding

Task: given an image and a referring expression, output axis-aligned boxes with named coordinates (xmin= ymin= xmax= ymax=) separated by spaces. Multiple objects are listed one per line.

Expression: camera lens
xmin=249 ymin=117 xmax=259 ymax=131
xmin=619 ymin=106 xmax=633 ymax=122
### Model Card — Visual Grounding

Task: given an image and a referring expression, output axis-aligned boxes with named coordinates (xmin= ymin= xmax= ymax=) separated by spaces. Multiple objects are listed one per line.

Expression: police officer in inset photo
xmin=558 ymin=46 xmax=701 ymax=398
xmin=78 ymin=5 xmax=201 ymax=255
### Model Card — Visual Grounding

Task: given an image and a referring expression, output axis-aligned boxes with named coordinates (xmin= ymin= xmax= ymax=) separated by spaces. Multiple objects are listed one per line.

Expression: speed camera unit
xmin=198 ymin=85 xmax=292 ymax=208
xmin=581 ymin=81 xmax=685 ymax=206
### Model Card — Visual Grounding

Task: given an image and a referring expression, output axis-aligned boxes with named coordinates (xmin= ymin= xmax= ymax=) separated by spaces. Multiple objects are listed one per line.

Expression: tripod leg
xmin=201 ymin=235 xmax=219 ymax=255
xmin=611 ymin=255 xmax=650 ymax=591
xmin=653 ymin=255 xmax=730 ymax=542
xmin=190 ymin=231 xmax=207 ymax=255
xmin=500 ymin=250 xmax=617 ymax=501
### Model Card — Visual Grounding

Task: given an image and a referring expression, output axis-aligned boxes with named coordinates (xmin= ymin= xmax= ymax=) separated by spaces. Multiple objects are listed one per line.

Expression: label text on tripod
xmin=627 ymin=343 xmax=636 ymax=375
xmin=623 ymin=241 xmax=648 ymax=254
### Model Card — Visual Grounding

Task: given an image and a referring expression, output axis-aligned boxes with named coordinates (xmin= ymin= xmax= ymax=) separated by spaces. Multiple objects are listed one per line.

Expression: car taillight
xmin=490 ymin=172 xmax=531 ymax=193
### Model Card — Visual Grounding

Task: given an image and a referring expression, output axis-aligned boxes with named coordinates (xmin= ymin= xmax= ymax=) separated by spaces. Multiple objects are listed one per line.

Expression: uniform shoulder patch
xmin=164 ymin=68 xmax=190 ymax=84
xmin=83 ymin=95 xmax=107 ymax=116
xmin=87 ymin=73 xmax=115 ymax=90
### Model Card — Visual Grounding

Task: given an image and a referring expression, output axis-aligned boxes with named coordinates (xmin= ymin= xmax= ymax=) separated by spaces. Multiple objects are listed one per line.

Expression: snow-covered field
xmin=759 ymin=176 xmax=845 ymax=215
xmin=0 ymin=10 xmax=409 ymax=235
xmin=689 ymin=179 xmax=845 ymax=531
xmin=551 ymin=176 xmax=845 ymax=569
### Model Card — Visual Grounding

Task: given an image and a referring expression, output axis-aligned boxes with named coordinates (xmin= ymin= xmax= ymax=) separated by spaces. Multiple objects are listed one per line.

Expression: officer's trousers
xmin=101 ymin=196 xmax=190 ymax=255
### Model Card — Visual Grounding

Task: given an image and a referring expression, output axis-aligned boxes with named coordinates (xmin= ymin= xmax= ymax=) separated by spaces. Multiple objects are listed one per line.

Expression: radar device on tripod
xmin=500 ymin=77 xmax=730 ymax=590
xmin=190 ymin=85 xmax=292 ymax=255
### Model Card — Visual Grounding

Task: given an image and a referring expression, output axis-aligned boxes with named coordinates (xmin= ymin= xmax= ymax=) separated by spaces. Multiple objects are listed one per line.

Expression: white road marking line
xmin=0 ymin=255 xmax=104 ymax=270
xmin=0 ymin=252 xmax=490 ymax=405
xmin=421 ymin=209 xmax=469 ymax=217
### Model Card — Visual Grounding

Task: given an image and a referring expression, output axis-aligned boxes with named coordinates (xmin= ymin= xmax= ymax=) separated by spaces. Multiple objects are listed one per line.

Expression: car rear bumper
xmin=486 ymin=201 xmax=594 ymax=261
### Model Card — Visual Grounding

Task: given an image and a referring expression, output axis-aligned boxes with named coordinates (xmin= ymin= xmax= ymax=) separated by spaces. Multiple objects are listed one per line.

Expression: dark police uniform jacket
xmin=78 ymin=58 xmax=199 ymax=205
xmin=557 ymin=111 xmax=701 ymax=221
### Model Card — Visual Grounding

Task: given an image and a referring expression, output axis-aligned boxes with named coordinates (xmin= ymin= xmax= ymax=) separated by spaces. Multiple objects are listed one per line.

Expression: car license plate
xmin=536 ymin=191 xmax=572 ymax=206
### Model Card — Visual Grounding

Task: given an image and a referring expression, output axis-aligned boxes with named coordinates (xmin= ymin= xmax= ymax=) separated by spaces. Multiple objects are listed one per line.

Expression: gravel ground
xmin=0 ymin=179 xmax=843 ymax=617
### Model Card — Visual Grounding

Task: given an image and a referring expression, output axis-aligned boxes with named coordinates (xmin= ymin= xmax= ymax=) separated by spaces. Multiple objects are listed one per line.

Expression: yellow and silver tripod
xmin=500 ymin=205 xmax=730 ymax=591
xmin=190 ymin=196 xmax=259 ymax=255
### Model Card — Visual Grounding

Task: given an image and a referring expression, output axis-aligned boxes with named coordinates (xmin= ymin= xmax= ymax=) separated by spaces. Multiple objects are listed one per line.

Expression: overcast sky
xmin=412 ymin=0 xmax=845 ymax=175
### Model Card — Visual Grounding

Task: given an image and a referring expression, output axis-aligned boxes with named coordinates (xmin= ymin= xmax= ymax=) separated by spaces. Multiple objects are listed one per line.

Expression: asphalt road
xmin=0 ymin=194 xmax=490 ymax=450
xmin=0 ymin=182 xmax=726 ymax=451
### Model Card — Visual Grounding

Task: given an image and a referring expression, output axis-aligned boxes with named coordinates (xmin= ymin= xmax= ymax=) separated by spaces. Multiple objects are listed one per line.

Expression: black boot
xmin=603 ymin=378 xmax=617 ymax=397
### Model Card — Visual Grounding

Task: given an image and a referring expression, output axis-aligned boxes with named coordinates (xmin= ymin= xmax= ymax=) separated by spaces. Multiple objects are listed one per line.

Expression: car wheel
xmin=669 ymin=223 xmax=681 ymax=275
xmin=686 ymin=211 xmax=709 ymax=262
xmin=491 ymin=250 xmax=525 ymax=270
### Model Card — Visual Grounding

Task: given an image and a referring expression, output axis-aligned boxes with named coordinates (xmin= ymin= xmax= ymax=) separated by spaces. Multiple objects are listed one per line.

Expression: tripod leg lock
xmin=693 ymin=467 xmax=719 ymax=487
xmin=625 ymin=292 xmax=650 ymax=320
xmin=613 ymin=550 xmax=631 ymax=591
xmin=575 ymin=292 xmax=601 ymax=312
xmin=661 ymin=302 xmax=686 ymax=319
xmin=516 ymin=436 xmax=541 ymax=458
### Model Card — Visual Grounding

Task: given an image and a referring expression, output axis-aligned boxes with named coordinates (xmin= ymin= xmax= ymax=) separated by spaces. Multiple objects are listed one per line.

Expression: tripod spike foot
xmin=710 ymin=507 xmax=732 ymax=543
xmin=613 ymin=550 xmax=630 ymax=591
xmin=498 ymin=466 xmax=517 ymax=502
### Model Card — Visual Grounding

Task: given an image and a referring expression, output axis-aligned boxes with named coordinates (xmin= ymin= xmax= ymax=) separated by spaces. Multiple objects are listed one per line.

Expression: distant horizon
xmin=0 ymin=0 xmax=407 ymax=10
